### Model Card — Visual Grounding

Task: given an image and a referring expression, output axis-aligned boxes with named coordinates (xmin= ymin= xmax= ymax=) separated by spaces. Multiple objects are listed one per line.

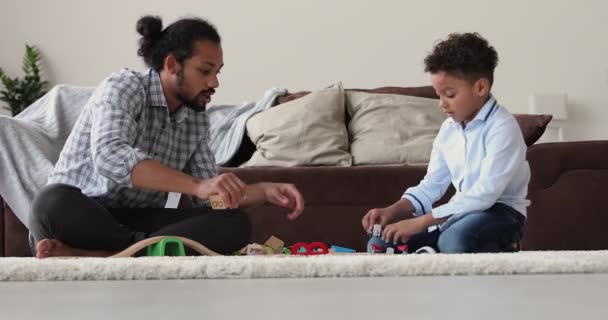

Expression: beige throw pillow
xmin=243 ymin=83 xmax=352 ymax=167
xmin=346 ymin=91 xmax=446 ymax=165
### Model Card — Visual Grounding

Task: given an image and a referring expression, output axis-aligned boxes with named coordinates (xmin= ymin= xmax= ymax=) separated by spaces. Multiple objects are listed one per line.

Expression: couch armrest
xmin=527 ymin=140 xmax=608 ymax=190
xmin=524 ymin=140 xmax=608 ymax=250
xmin=0 ymin=193 xmax=32 ymax=257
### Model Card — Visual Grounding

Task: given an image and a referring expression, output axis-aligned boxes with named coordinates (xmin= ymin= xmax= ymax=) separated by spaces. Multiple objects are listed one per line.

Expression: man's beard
xmin=176 ymin=70 xmax=214 ymax=112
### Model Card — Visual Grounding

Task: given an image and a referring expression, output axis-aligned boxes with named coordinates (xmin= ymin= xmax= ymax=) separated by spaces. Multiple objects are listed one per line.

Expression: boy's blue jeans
xmin=368 ymin=203 xmax=525 ymax=253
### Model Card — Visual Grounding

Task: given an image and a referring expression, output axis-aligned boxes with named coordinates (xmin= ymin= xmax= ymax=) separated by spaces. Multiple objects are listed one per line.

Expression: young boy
xmin=361 ymin=33 xmax=530 ymax=253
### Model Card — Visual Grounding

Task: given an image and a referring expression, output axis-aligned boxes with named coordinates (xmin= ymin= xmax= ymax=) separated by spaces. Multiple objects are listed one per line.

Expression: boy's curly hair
xmin=424 ymin=32 xmax=498 ymax=86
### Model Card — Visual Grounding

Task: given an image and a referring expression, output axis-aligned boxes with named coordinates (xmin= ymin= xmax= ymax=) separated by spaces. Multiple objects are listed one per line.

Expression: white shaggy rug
xmin=2 ymin=251 xmax=608 ymax=281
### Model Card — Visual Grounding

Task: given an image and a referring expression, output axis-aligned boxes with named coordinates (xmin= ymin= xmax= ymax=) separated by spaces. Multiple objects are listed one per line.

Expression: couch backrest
xmin=228 ymin=86 xmax=553 ymax=167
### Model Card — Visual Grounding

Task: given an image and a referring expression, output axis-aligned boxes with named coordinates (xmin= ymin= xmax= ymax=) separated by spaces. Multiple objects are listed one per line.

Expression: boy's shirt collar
xmin=474 ymin=94 xmax=498 ymax=123
xmin=448 ymin=94 xmax=497 ymax=127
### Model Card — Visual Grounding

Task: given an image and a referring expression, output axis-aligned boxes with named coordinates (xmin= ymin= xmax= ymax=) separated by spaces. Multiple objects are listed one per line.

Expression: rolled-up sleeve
xmin=89 ymin=73 xmax=150 ymax=188
xmin=402 ymin=130 xmax=452 ymax=216
xmin=184 ymin=132 xmax=219 ymax=207
xmin=431 ymin=119 xmax=526 ymax=219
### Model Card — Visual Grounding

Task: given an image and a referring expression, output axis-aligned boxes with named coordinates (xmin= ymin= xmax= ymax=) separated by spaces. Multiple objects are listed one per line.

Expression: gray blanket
xmin=208 ymin=87 xmax=286 ymax=165
xmin=0 ymin=85 xmax=94 ymax=227
xmin=0 ymin=85 xmax=283 ymax=227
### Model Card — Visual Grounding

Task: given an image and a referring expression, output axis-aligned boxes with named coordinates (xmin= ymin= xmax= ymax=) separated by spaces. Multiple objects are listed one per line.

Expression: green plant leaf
xmin=23 ymin=45 xmax=42 ymax=76
xmin=1 ymin=44 xmax=49 ymax=116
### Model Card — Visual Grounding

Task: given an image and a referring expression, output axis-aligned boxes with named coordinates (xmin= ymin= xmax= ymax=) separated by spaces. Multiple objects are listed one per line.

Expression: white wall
xmin=1 ymin=0 xmax=607 ymax=141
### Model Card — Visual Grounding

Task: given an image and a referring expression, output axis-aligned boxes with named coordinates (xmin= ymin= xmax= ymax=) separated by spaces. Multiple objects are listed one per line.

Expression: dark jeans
xmin=29 ymin=183 xmax=251 ymax=256
xmin=368 ymin=203 xmax=525 ymax=254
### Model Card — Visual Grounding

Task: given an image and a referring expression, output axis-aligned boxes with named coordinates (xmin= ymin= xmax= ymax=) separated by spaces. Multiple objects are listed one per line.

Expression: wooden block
xmin=264 ymin=236 xmax=285 ymax=252
xmin=246 ymin=243 xmax=268 ymax=255
xmin=209 ymin=194 xmax=227 ymax=210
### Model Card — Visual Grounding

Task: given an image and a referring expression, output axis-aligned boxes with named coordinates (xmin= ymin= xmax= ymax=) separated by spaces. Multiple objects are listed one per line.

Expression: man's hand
xmin=261 ymin=183 xmax=304 ymax=220
xmin=194 ymin=173 xmax=247 ymax=209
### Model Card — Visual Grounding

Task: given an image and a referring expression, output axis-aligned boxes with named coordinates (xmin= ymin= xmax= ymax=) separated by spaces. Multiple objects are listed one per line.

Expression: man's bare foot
xmin=36 ymin=239 xmax=117 ymax=259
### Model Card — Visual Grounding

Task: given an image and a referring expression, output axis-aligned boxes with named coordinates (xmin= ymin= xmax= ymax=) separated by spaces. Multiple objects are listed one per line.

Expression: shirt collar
xmin=448 ymin=94 xmax=497 ymax=127
xmin=473 ymin=94 xmax=498 ymax=123
xmin=147 ymin=69 xmax=188 ymax=123
xmin=147 ymin=69 xmax=168 ymax=108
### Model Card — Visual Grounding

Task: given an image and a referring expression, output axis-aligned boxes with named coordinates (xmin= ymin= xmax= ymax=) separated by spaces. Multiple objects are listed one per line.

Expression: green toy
xmin=146 ymin=237 xmax=186 ymax=256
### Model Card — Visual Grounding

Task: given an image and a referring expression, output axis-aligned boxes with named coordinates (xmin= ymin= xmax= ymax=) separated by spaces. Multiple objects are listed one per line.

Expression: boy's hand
xmin=195 ymin=173 xmax=247 ymax=209
xmin=362 ymin=207 xmax=398 ymax=233
xmin=382 ymin=215 xmax=430 ymax=244
xmin=261 ymin=182 xmax=304 ymax=220
xmin=362 ymin=199 xmax=418 ymax=233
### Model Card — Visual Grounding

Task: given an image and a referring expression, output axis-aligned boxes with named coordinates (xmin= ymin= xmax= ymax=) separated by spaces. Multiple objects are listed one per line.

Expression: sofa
xmin=2 ymin=86 xmax=608 ymax=256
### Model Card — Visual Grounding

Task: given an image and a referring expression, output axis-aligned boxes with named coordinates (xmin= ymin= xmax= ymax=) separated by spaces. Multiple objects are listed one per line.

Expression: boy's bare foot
xmin=36 ymin=239 xmax=117 ymax=259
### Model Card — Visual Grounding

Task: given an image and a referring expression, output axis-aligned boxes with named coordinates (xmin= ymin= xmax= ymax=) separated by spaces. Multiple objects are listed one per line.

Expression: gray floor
xmin=1 ymin=274 xmax=607 ymax=319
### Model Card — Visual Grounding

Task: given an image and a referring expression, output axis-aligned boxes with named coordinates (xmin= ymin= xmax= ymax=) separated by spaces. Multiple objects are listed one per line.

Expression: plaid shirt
xmin=48 ymin=69 xmax=217 ymax=208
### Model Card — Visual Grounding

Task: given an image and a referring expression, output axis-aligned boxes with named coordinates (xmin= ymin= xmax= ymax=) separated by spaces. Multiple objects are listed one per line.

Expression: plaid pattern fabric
xmin=48 ymin=69 xmax=217 ymax=208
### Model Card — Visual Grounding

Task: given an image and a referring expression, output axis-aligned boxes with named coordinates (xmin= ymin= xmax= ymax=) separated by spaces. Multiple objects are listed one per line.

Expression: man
xmin=29 ymin=15 xmax=304 ymax=258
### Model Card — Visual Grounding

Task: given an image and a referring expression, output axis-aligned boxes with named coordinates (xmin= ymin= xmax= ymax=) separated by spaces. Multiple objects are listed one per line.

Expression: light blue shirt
xmin=403 ymin=95 xmax=530 ymax=223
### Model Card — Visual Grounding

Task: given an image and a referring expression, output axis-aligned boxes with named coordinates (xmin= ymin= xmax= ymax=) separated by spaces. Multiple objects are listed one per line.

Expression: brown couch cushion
xmin=513 ymin=114 xmax=553 ymax=146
